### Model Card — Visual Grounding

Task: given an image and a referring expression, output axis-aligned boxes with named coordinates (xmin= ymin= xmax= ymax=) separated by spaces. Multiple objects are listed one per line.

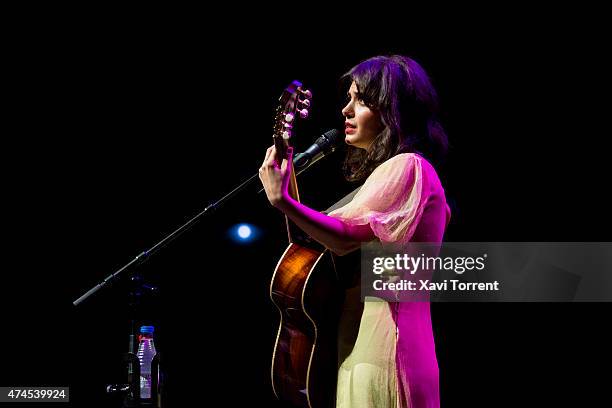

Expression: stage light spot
xmin=229 ymin=223 xmax=259 ymax=244
xmin=237 ymin=225 xmax=251 ymax=239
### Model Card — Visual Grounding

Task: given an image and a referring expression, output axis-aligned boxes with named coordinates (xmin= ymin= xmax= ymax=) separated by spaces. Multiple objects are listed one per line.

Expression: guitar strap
xmin=322 ymin=184 xmax=364 ymax=289
xmin=322 ymin=184 xmax=363 ymax=214
xmin=322 ymin=185 xmax=366 ymax=362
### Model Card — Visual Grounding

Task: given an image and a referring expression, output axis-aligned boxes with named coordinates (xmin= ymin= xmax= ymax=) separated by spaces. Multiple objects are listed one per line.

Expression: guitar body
xmin=270 ymin=242 xmax=341 ymax=408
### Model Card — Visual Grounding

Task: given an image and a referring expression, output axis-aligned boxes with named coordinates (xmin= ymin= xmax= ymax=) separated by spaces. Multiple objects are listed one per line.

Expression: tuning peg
xmin=299 ymin=108 xmax=309 ymax=119
xmin=284 ymin=122 xmax=293 ymax=129
xmin=285 ymin=113 xmax=294 ymax=122
xmin=300 ymin=98 xmax=311 ymax=108
xmin=300 ymin=89 xmax=312 ymax=99
xmin=282 ymin=130 xmax=292 ymax=139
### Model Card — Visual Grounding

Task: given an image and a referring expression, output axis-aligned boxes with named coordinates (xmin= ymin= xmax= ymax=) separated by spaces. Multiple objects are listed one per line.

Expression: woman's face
xmin=342 ymin=81 xmax=385 ymax=149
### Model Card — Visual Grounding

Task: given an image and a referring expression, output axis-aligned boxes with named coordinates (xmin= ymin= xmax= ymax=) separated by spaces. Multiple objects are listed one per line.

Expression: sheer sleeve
xmin=328 ymin=153 xmax=426 ymax=244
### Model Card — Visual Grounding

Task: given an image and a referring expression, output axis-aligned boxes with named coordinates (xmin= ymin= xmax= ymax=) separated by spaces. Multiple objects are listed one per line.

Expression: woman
xmin=260 ymin=55 xmax=450 ymax=408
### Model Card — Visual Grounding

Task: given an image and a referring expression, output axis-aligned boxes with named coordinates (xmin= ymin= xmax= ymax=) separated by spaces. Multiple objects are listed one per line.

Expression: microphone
xmin=293 ymin=129 xmax=342 ymax=169
xmin=256 ymin=129 xmax=342 ymax=194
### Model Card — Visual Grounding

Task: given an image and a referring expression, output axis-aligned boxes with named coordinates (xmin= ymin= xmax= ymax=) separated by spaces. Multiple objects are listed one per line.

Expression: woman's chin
xmin=345 ymin=134 xmax=358 ymax=145
xmin=345 ymin=137 xmax=368 ymax=150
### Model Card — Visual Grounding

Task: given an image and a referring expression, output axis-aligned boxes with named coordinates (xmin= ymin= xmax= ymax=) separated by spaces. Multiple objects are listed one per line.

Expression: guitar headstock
xmin=272 ymin=80 xmax=312 ymax=162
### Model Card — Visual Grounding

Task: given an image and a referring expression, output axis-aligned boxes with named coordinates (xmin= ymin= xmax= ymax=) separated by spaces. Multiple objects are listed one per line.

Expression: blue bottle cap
xmin=140 ymin=325 xmax=155 ymax=334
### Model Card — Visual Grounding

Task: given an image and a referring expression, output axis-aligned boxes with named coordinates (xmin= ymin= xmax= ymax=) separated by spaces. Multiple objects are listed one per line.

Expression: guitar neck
xmin=284 ymin=160 xmax=300 ymax=243
xmin=283 ymin=163 xmax=324 ymax=250
xmin=270 ymin=80 xmax=319 ymax=249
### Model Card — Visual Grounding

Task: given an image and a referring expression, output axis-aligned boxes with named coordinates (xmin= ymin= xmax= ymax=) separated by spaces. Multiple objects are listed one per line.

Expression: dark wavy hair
xmin=342 ymin=55 xmax=448 ymax=181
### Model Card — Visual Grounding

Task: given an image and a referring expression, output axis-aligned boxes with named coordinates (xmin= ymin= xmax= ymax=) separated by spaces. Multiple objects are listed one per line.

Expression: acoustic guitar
xmin=269 ymin=81 xmax=342 ymax=408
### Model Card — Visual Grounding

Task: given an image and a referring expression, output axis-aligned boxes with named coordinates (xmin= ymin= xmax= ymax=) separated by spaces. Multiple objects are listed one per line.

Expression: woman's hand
xmin=259 ymin=145 xmax=293 ymax=208
xmin=258 ymin=144 xmax=374 ymax=254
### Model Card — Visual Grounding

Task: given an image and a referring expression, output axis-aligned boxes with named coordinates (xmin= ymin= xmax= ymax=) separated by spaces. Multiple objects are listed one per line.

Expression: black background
xmin=2 ymin=10 xmax=611 ymax=407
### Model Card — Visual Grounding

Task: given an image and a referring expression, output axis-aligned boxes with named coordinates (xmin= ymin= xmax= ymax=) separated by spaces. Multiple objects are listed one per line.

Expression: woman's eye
xmin=344 ymin=94 xmax=366 ymax=106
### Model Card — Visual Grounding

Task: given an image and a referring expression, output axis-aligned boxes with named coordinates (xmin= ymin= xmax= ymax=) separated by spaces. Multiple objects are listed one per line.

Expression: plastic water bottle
xmin=136 ymin=325 xmax=156 ymax=399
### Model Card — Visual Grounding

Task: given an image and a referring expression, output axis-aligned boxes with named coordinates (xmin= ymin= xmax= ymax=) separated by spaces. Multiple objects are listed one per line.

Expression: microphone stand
xmin=72 ymin=146 xmax=337 ymax=407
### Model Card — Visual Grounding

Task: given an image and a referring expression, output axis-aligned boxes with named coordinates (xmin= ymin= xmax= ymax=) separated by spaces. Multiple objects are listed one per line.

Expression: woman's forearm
xmin=276 ymin=196 xmax=374 ymax=255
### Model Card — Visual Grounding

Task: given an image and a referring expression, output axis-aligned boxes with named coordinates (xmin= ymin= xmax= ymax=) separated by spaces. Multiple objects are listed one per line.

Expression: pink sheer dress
xmin=328 ymin=153 xmax=451 ymax=408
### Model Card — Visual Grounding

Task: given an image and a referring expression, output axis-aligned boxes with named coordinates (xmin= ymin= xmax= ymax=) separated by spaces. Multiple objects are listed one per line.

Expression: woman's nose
xmin=342 ymin=101 xmax=353 ymax=118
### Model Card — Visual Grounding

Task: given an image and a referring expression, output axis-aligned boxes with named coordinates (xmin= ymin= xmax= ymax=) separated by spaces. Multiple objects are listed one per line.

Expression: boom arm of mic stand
xmin=73 ymin=150 xmax=328 ymax=306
